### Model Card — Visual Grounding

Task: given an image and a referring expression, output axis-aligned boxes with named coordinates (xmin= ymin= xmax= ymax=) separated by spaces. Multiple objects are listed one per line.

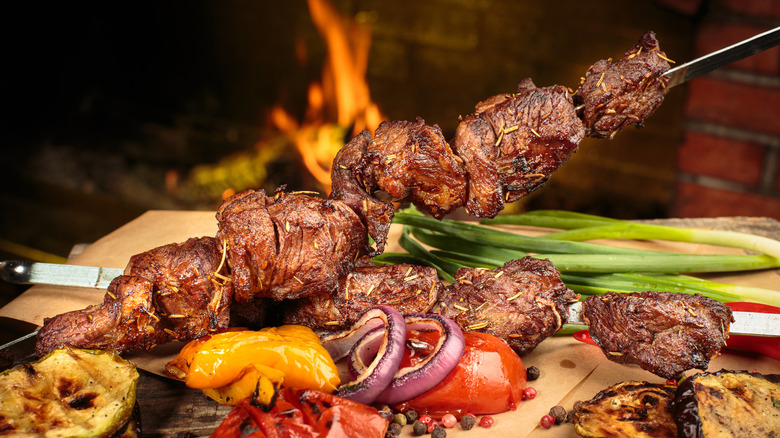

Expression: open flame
xmin=271 ymin=0 xmax=385 ymax=194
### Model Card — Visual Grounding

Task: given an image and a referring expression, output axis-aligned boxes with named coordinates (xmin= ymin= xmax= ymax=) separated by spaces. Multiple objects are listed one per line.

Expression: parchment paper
xmin=2 ymin=211 xmax=778 ymax=437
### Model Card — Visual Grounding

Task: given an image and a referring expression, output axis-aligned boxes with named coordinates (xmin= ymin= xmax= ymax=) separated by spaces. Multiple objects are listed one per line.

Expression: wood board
xmin=1 ymin=210 xmax=779 ymax=437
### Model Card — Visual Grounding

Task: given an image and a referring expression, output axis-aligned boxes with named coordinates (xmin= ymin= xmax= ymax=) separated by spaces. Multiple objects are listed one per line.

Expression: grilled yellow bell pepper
xmin=166 ymin=325 xmax=340 ymax=405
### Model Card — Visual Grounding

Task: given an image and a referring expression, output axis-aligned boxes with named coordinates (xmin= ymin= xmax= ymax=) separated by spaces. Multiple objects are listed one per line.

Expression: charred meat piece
xmin=216 ymin=189 xmax=369 ymax=302
xmin=215 ymin=189 xmax=277 ymax=303
xmin=264 ymin=190 xmax=369 ymax=301
xmin=36 ymin=275 xmax=167 ymax=356
xmin=452 ymin=79 xmax=585 ymax=216
xmin=582 ymin=292 xmax=733 ymax=379
xmin=436 ymin=257 xmax=579 ymax=355
xmin=362 ymin=118 xmax=467 ymax=219
xmin=124 ymin=236 xmax=232 ymax=341
xmin=330 ymin=119 xmax=468 ymax=253
xmin=672 ymin=369 xmax=780 ymax=438
xmin=281 ymin=260 xmax=442 ymax=331
xmin=330 ymin=130 xmax=396 ymax=255
xmin=576 ymin=31 xmax=671 ymax=139
xmin=573 ymin=381 xmax=678 ymax=438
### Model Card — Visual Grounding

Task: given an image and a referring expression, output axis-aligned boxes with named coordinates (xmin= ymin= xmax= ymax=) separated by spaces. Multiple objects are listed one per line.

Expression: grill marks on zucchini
xmin=672 ymin=369 xmax=780 ymax=438
xmin=0 ymin=347 xmax=139 ymax=437
xmin=573 ymin=381 xmax=678 ymax=438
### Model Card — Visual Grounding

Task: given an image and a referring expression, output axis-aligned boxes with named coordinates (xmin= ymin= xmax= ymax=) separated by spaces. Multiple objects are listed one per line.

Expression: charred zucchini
xmin=573 ymin=381 xmax=678 ymax=437
xmin=0 ymin=347 xmax=139 ymax=437
xmin=673 ymin=369 xmax=780 ymax=438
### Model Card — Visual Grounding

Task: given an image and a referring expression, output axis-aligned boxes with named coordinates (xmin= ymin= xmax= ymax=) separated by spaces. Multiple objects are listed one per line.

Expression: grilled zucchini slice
xmin=0 ymin=347 xmax=139 ymax=437
xmin=573 ymin=380 xmax=678 ymax=437
xmin=673 ymin=369 xmax=780 ymax=438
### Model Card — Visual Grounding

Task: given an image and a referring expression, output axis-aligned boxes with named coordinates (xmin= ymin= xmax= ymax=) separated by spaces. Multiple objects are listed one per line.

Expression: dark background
xmin=2 ymin=0 xmax=700 ymax=277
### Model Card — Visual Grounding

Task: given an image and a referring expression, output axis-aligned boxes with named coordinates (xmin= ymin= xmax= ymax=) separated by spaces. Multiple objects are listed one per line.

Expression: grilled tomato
xmin=393 ymin=331 xmax=526 ymax=419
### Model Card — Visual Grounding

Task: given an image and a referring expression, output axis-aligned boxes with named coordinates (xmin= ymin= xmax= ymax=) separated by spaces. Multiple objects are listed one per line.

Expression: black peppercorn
xmin=549 ymin=405 xmax=567 ymax=424
xmin=405 ymin=409 xmax=418 ymax=423
xmin=412 ymin=420 xmax=427 ymax=436
xmin=526 ymin=365 xmax=541 ymax=381
xmin=431 ymin=426 xmax=447 ymax=438
xmin=460 ymin=414 xmax=476 ymax=430
xmin=386 ymin=422 xmax=403 ymax=437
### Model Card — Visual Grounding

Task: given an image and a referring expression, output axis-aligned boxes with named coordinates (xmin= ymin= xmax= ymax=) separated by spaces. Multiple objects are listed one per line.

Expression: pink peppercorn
xmin=523 ymin=387 xmax=537 ymax=400
xmin=540 ymin=415 xmax=555 ymax=429
xmin=479 ymin=416 xmax=494 ymax=428
xmin=441 ymin=413 xmax=457 ymax=428
xmin=418 ymin=415 xmax=433 ymax=426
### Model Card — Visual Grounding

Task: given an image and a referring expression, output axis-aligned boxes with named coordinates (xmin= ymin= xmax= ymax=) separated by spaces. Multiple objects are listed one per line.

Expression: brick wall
xmin=669 ymin=0 xmax=780 ymax=218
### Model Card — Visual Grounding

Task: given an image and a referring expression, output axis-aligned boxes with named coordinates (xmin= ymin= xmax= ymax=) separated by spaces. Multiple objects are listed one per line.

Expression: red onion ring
xmin=375 ymin=313 xmax=465 ymax=405
xmin=320 ymin=306 xmax=407 ymax=405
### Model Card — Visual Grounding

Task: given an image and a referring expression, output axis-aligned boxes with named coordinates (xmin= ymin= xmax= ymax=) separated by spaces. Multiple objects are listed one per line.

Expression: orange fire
xmin=271 ymin=0 xmax=385 ymax=194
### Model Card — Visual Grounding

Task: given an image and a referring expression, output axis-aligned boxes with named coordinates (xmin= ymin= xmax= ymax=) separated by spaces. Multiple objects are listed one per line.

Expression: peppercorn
xmin=566 ymin=410 xmax=577 ymax=423
xmin=431 ymin=426 xmax=447 ymax=438
xmin=549 ymin=405 xmax=567 ymax=424
xmin=479 ymin=415 xmax=494 ymax=428
xmin=460 ymin=414 xmax=476 ymax=430
xmin=540 ymin=415 xmax=555 ymax=429
xmin=386 ymin=422 xmax=403 ymax=437
xmin=526 ymin=365 xmax=540 ymax=381
xmin=441 ymin=413 xmax=457 ymax=428
xmin=412 ymin=421 xmax=427 ymax=436
xmin=405 ymin=409 xmax=419 ymax=423
xmin=393 ymin=413 xmax=408 ymax=427
xmin=523 ymin=386 xmax=537 ymax=400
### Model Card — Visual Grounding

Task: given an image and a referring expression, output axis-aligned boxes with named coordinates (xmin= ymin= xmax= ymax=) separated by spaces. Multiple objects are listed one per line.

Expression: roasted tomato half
xmin=394 ymin=331 xmax=527 ymax=419
xmin=212 ymin=388 xmax=389 ymax=438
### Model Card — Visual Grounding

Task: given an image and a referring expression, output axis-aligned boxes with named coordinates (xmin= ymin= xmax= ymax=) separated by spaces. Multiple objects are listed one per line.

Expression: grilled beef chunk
xmin=436 ymin=257 xmax=579 ymax=355
xmin=582 ymin=292 xmax=733 ymax=379
xmin=216 ymin=189 xmax=369 ymax=302
xmin=215 ymin=189 xmax=277 ymax=303
xmin=37 ymin=237 xmax=234 ymax=356
xmin=36 ymin=275 xmax=167 ymax=356
xmin=281 ymin=260 xmax=442 ymax=331
xmin=452 ymin=79 xmax=585 ymax=217
xmin=574 ymin=381 xmax=678 ymax=438
xmin=576 ymin=31 xmax=671 ymax=138
xmin=363 ymin=119 xmax=468 ymax=219
xmin=672 ymin=369 xmax=780 ymax=438
xmin=124 ymin=236 xmax=232 ymax=341
xmin=330 ymin=119 xmax=467 ymax=253
xmin=330 ymin=130 xmax=396 ymax=255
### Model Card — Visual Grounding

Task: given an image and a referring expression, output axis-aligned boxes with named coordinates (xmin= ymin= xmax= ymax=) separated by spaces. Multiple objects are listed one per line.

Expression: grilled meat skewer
xmin=582 ymin=292 xmax=733 ymax=379
xmin=35 ymin=33 xmax=703 ymax=377
xmin=436 ymin=257 xmax=580 ymax=355
xmin=329 ymin=31 xmax=670 ymax=252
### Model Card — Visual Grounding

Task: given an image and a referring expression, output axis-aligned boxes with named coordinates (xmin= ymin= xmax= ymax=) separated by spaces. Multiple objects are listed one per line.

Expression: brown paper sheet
xmin=2 ymin=211 xmax=779 ymax=437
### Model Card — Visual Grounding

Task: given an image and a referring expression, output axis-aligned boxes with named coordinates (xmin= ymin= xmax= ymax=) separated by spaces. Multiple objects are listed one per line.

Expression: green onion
xmin=484 ymin=210 xmax=780 ymax=261
xmin=387 ymin=208 xmax=780 ymax=307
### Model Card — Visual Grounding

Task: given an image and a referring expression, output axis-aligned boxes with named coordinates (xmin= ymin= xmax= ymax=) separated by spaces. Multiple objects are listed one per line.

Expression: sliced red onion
xmin=320 ymin=305 xmax=407 ymax=405
xmin=320 ymin=306 xmax=404 ymax=361
xmin=374 ymin=313 xmax=465 ymax=405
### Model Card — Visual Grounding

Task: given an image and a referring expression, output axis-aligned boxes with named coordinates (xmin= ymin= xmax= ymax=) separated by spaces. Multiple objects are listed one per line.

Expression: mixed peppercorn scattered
xmin=383 ymin=409 xmax=497 ymax=437
xmin=383 ymin=365 xmax=545 ymax=436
